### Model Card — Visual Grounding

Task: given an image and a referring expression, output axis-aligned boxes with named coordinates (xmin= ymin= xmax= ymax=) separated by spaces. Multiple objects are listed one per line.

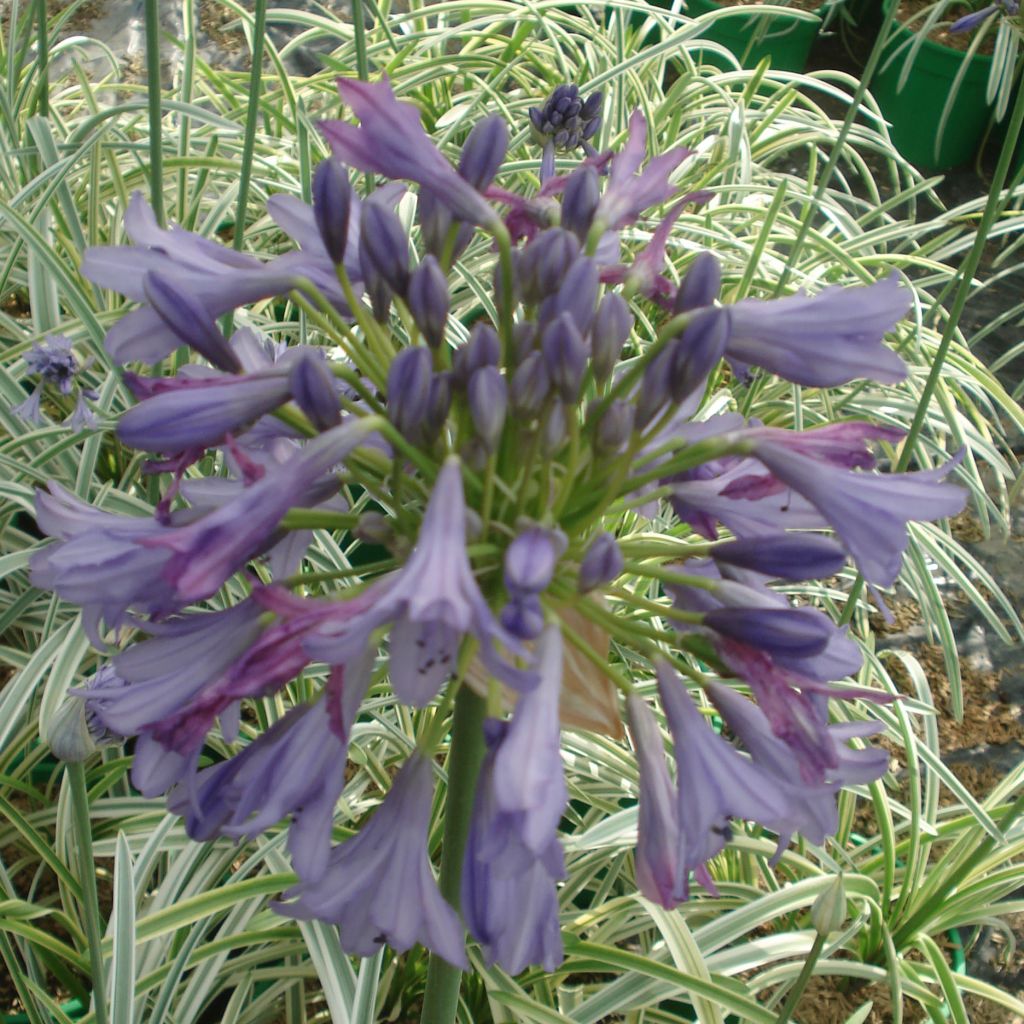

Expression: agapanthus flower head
xmin=950 ymin=0 xmax=1018 ymax=31
xmin=15 ymin=334 xmax=97 ymax=429
xmin=529 ymin=83 xmax=604 ymax=179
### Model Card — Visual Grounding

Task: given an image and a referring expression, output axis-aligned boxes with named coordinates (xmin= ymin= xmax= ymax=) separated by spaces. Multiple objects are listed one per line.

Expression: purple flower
xmin=24 ymin=335 xmax=79 ymax=393
xmin=312 ymin=159 xmax=353 ymax=264
xmin=711 ymin=533 xmax=847 ymax=581
xmin=82 ymin=193 xmax=299 ymax=363
xmin=626 ymin=693 xmax=680 ymax=908
xmin=320 ymin=77 xmax=499 ymax=229
xmin=407 ymin=254 xmax=450 ymax=349
xmin=724 ymin=275 xmax=910 ymax=387
xmin=276 ymin=753 xmax=468 ymax=965
xmin=504 ymin=527 xmax=566 ymax=597
xmin=596 ymin=111 xmax=689 ymax=230
xmin=949 ymin=1 xmax=1013 ymax=32
xmin=168 ymin=675 xmax=371 ymax=882
xmin=738 ymin=430 xmax=966 ymax=586
xmin=117 ymin=372 xmax=294 ymax=452
xmin=657 ymin=661 xmax=795 ymax=899
xmin=461 ymin=721 xmax=565 ymax=974
xmin=467 ymin=366 xmax=508 ymax=452
xmin=289 ymin=351 xmax=342 ymax=431
xmin=307 ymin=458 xmax=537 ymax=702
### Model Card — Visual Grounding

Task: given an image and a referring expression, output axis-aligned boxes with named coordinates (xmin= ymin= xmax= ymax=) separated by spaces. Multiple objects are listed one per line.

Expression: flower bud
xmin=289 ymin=350 xmax=341 ymax=431
xmin=312 ymin=159 xmax=352 ymax=265
xmin=635 ymin=345 xmax=673 ymax=430
xmin=541 ymin=312 xmax=587 ymax=402
xmin=359 ymin=200 xmax=410 ymax=298
xmin=561 ymin=166 xmax=600 ymax=242
xmin=504 ymin=526 xmax=567 ymax=596
xmin=386 ymin=346 xmax=433 ymax=439
xmin=667 ymin=307 xmax=730 ymax=404
xmin=712 ymin=533 xmax=847 ymax=581
xmin=453 ymin=322 xmax=500 ymax=387
xmin=579 ymin=532 xmax=623 ymax=592
xmin=810 ymin=874 xmax=847 ymax=936
xmin=541 ymin=401 xmax=567 ymax=456
xmin=539 ymin=255 xmax=599 ymax=337
xmin=591 ymin=292 xmax=633 ymax=384
xmin=143 ymin=271 xmax=242 ymax=373
xmin=468 ymin=365 xmax=507 ymax=451
xmin=594 ymin=399 xmax=634 ymax=453
xmin=510 ymin=351 xmax=550 ymax=417
xmin=674 ymin=251 xmax=722 ymax=313
xmin=423 ymin=370 xmax=453 ymax=444
xmin=500 ymin=593 xmax=546 ymax=640
xmin=47 ymin=666 xmax=126 ymax=763
xmin=518 ymin=229 xmax=580 ymax=304
xmin=458 ymin=116 xmax=508 ymax=190
xmin=407 ymin=255 xmax=450 ymax=349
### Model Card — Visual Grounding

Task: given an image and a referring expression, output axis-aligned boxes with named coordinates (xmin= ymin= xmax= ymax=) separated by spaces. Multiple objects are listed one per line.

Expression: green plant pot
xmin=681 ymin=0 xmax=825 ymax=72
xmin=871 ymin=0 xmax=994 ymax=170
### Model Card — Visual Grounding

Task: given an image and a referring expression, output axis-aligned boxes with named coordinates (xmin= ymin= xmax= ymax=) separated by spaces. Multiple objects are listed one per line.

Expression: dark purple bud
xmin=702 ymin=607 xmax=832 ymax=659
xmin=359 ymin=200 xmax=410 ymax=297
xmin=529 ymin=107 xmax=545 ymax=133
xmin=541 ymin=312 xmax=587 ymax=402
xmin=518 ymin=229 xmax=581 ymax=304
xmin=541 ymin=401 xmax=566 ymax=456
xmin=582 ymin=91 xmax=603 ymax=119
xmin=712 ymin=534 xmax=847 ymax=581
xmin=418 ymin=188 xmax=471 ymax=262
xmin=594 ymin=399 xmax=634 ymax=453
xmin=561 ymin=166 xmax=600 ymax=242
xmin=578 ymin=532 xmax=623 ymax=592
xmin=539 ymin=257 xmax=599 ymax=336
xmin=386 ymin=346 xmax=433 ymax=439
xmin=504 ymin=527 xmax=566 ymax=595
xmin=509 ymin=351 xmax=550 ymax=417
xmin=312 ymin=160 xmax=352 ymax=265
xmin=668 ymin=307 xmax=730 ymax=404
xmin=289 ymin=350 xmax=341 ymax=430
xmin=591 ymin=292 xmax=633 ymax=384
xmin=468 ymin=366 xmax=507 ymax=451
xmin=453 ymin=322 xmax=500 ymax=386
xmin=143 ymin=272 xmax=242 ymax=373
xmin=407 ymin=255 xmax=450 ymax=349
xmin=500 ymin=593 xmax=545 ymax=640
xmin=675 ymin=251 xmax=722 ymax=314
xmin=423 ymin=371 xmax=453 ymax=443
xmin=458 ymin=116 xmax=509 ymax=190
xmin=512 ymin=321 xmax=538 ymax=364
xmin=635 ymin=345 xmax=673 ymax=430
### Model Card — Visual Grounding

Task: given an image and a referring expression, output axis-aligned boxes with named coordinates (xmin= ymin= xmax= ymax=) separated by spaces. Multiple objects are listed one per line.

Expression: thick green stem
xmin=772 ymin=933 xmax=826 ymax=1024
xmin=351 ymin=0 xmax=369 ymax=80
xmin=68 ymin=763 xmax=108 ymax=1024
xmin=143 ymin=0 xmax=164 ymax=225
xmin=419 ymin=688 xmax=486 ymax=1024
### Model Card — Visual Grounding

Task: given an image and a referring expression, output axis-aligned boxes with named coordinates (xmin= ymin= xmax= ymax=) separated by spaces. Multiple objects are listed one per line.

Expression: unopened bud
xmin=668 ymin=307 xmax=730 ymax=404
xmin=354 ymin=511 xmax=395 ymax=547
xmin=510 ymin=351 xmax=550 ymax=417
xmin=468 ymin=365 xmax=507 ymax=451
xmin=675 ymin=251 xmax=722 ymax=313
xmin=386 ymin=347 xmax=432 ymax=439
xmin=407 ymin=255 xmax=450 ymax=349
xmin=591 ymin=292 xmax=633 ymax=384
xmin=143 ymin=272 xmax=242 ymax=373
xmin=810 ymin=874 xmax=847 ymax=936
xmin=541 ymin=401 xmax=567 ymax=455
xmin=500 ymin=593 xmax=545 ymax=640
xmin=359 ymin=200 xmax=410 ymax=298
xmin=539 ymin=256 xmax=600 ymax=337
xmin=458 ymin=116 xmax=508 ymax=190
xmin=541 ymin=312 xmax=587 ymax=402
xmin=46 ymin=666 xmax=126 ymax=763
xmin=423 ymin=371 xmax=453 ymax=444
xmin=453 ymin=322 xmax=500 ymax=387
xmin=504 ymin=526 xmax=567 ymax=596
xmin=289 ymin=350 xmax=341 ymax=430
xmin=579 ymin=532 xmax=623 ymax=592
xmin=518 ymin=228 xmax=580 ymax=304
xmin=312 ymin=159 xmax=352 ymax=265
xmin=561 ymin=166 xmax=600 ymax=242
xmin=594 ymin=399 xmax=634 ymax=453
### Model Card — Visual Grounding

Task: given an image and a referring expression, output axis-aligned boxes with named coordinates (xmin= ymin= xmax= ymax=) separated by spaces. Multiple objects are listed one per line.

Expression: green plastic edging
xmin=676 ymin=0 xmax=825 ymax=72
xmin=0 ymin=998 xmax=85 ymax=1024
xmin=871 ymin=0 xmax=994 ymax=170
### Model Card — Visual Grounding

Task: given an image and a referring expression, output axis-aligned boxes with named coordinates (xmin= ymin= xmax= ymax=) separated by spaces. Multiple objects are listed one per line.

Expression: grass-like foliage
xmin=1 ymin=2 xmax=1023 ymax=1022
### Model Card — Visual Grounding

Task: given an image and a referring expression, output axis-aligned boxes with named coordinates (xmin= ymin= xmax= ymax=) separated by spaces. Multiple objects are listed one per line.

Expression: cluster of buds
xmin=35 ymin=78 xmax=964 ymax=973
xmin=14 ymin=335 xmax=97 ymax=429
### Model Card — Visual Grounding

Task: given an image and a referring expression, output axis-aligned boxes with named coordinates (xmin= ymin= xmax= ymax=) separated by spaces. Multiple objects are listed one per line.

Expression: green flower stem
xmin=232 ymin=0 xmax=267 ymax=252
xmin=839 ymin=64 xmax=1024 ymax=629
xmin=143 ymin=0 xmax=164 ymax=226
xmin=280 ymin=509 xmax=359 ymax=530
xmin=68 ymin=763 xmax=108 ymax=1024
xmin=420 ymin=687 xmax=487 ymax=1024
xmin=772 ymin=932 xmax=826 ymax=1024
xmin=34 ymin=0 xmax=48 ymax=118
xmin=493 ymin=223 xmax=516 ymax=360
